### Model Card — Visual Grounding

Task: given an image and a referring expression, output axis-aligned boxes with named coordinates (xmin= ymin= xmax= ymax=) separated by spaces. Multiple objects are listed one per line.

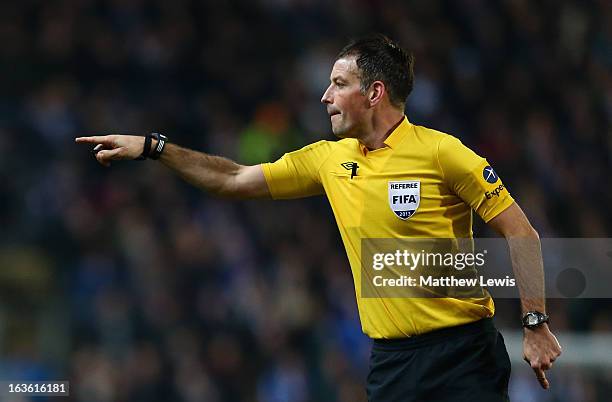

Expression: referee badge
xmin=388 ymin=181 xmax=420 ymax=220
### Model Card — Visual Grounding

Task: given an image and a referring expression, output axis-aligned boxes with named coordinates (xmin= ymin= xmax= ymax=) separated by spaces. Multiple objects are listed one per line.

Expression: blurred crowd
xmin=0 ymin=0 xmax=610 ymax=401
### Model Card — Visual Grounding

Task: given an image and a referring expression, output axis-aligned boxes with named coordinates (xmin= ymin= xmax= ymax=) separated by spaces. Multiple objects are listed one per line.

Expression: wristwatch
xmin=148 ymin=132 xmax=168 ymax=160
xmin=522 ymin=311 xmax=549 ymax=329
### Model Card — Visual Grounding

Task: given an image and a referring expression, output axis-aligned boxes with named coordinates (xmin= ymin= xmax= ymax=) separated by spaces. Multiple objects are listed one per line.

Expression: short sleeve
xmin=437 ymin=136 xmax=514 ymax=222
xmin=260 ymin=140 xmax=333 ymax=199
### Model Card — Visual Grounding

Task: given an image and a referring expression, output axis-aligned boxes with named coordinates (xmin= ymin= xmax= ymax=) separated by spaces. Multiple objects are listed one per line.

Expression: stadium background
xmin=0 ymin=0 xmax=610 ymax=401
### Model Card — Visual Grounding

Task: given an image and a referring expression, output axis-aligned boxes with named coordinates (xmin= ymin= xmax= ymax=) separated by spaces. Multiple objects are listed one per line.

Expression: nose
xmin=321 ymin=85 xmax=332 ymax=104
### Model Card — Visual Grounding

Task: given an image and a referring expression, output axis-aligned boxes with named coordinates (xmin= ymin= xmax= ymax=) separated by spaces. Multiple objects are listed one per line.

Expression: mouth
xmin=328 ymin=110 xmax=341 ymax=117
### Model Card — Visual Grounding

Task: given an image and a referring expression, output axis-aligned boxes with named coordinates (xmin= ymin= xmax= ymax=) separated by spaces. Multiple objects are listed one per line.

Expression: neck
xmin=358 ymin=109 xmax=405 ymax=150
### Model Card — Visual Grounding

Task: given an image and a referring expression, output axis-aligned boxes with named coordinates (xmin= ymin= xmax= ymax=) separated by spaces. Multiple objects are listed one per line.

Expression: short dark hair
xmin=337 ymin=33 xmax=414 ymax=108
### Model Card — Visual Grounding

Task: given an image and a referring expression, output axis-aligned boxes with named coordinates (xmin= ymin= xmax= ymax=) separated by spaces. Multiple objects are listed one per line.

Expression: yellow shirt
xmin=261 ymin=117 xmax=514 ymax=338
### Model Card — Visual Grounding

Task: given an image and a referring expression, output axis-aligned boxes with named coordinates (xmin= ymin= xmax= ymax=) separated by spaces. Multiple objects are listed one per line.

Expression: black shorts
xmin=367 ymin=318 xmax=511 ymax=402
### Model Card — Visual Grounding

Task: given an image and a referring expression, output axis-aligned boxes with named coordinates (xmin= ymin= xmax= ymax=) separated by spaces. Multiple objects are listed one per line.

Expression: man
xmin=76 ymin=34 xmax=561 ymax=401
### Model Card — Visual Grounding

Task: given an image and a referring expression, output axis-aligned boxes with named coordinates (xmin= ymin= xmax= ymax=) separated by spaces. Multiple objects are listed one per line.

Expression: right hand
xmin=75 ymin=135 xmax=147 ymax=167
xmin=523 ymin=323 xmax=562 ymax=389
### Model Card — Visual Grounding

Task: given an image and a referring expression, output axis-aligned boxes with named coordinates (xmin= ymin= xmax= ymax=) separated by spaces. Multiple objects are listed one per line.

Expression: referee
xmin=77 ymin=34 xmax=561 ymax=401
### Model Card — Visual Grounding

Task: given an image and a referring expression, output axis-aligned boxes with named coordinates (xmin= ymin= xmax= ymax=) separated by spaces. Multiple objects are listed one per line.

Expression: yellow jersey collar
xmin=384 ymin=116 xmax=412 ymax=148
xmin=359 ymin=116 xmax=412 ymax=154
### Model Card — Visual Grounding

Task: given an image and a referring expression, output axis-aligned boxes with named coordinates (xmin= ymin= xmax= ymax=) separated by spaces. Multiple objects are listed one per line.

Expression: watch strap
xmin=522 ymin=311 xmax=549 ymax=328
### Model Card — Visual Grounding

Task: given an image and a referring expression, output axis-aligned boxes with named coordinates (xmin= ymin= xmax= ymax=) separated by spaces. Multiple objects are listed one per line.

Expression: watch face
xmin=527 ymin=315 xmax=538 ymax=325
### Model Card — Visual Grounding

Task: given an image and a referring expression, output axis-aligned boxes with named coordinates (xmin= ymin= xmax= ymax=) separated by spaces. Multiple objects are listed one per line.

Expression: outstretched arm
xmin=488 ymin=203 xmax=562 ymax=390
xmin=75 ymin=134 xmax=270 ymax=199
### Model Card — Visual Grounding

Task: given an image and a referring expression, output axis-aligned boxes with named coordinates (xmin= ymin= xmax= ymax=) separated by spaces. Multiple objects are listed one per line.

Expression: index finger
xmin=533 ymin=367 xmax=550 ymax=389
xmin=75 ymin=135 xmax=113 ymax=144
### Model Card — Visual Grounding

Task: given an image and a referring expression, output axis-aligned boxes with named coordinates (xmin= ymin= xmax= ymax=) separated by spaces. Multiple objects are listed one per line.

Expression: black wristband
xmin=137 ymin=135 xmax=153 ymax=160
xmin=149 ymin=132 xmax=167 ymax=160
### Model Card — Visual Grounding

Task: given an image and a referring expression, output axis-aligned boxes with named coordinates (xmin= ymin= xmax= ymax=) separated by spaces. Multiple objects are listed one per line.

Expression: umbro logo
xmin=341 ymin=161 xmax=359 ymax=178
xmin=341 ymin=161 xmax=357 ymax=170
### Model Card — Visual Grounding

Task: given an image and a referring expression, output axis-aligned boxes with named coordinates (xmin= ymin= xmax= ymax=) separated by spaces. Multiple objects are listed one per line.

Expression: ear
xmin=368 ymin=81 xmax=385 ymax=107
